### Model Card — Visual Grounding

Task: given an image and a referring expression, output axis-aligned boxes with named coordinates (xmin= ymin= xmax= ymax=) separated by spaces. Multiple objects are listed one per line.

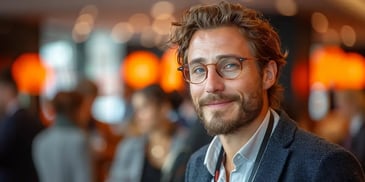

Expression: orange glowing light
xmin=337 ymin=53 xmax=365 ymax=89
xmin=291 ymin=61 xmax=309 ymax=99
xmin=160 ymin=47 xmax=184 ymax=93
xmin=310 ymin=46 xmax=365 ymax=90
xmin=122 ymin=51 xmax=160 ymax=89
xmin=12 ymin=53 xmax=48 ymax=95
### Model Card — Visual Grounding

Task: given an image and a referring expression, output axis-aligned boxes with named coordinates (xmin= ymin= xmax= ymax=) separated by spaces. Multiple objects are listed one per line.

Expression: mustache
xmin=198 ymin=94 xmax=241 ymax=106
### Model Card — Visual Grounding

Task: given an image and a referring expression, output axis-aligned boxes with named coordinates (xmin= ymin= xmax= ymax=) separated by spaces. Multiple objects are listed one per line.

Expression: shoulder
xmin=275 ymin=111 xmax=365 ymax=180
xmin=274 ymin=110 xmax=346 ymax=153
xmin=189 ymin=144 xmax=209 ymax=162
xmin=115 ymin=135 xmax=146 ymax=153
xmin=304 ymin=138 xmax=365 ymax=181
xmin=278 ymin=112 xmax=355 ymax=159
xmin=291 ymin=122 xmax=352 ymax=159
xmin=120 ymin=135 xmax=145 ymax=146
xmin=33 ymin=128 xmax=53 ymax=147
xmin=185 ymin=145 xmax=211 ymax=181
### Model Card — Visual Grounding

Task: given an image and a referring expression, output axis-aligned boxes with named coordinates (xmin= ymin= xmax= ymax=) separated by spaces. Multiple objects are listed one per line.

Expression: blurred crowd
xmin=0 ymin=67 xmax=211 ymax=182
xmin=0 ymin=65 xmax=365 ymax=182
xmin=313 ymin=89 xmax=365 ymax=169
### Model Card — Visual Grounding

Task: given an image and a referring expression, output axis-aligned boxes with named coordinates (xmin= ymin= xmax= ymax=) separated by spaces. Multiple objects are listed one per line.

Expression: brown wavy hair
xmin=168 ymin=1 xmax=287 ymax=109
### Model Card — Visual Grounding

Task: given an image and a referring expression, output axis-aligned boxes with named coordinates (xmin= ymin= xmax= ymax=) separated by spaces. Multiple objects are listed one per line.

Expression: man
xmin=0 ymin=68 xmax=44 ymax=182
xmin=168 ymin=1 xmax=365 ymax=181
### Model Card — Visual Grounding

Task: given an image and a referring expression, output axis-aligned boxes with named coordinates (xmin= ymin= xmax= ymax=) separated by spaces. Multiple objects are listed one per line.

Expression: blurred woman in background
xmin=108 ymin=84 xmax=186 ymax=182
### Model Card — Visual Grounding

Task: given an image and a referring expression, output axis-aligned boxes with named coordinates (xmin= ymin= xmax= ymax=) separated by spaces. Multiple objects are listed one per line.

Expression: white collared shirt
xmin=204 ymin=109 xmax=279 ymax=182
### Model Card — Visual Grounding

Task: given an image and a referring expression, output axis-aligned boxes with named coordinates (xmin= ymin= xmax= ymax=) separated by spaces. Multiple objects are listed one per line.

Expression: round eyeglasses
xmin=178 ymin=56 xmax=252 ymax=84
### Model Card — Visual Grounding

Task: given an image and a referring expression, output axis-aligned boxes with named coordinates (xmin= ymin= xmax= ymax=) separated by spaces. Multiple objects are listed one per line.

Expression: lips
xmin=200 ymin=98 xmax=236 ymax=111
xmin=202 ymin=99 xmax=233 ymax=106
xmin=199 ymin=94 xmax=240 ymax=111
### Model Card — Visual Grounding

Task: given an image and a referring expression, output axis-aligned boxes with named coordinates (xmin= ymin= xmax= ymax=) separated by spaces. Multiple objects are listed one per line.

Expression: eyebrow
xmin=189 ymin=54 xmax=243 ymax=65
xmin=189 ymin=57 xmax=205 ymax=65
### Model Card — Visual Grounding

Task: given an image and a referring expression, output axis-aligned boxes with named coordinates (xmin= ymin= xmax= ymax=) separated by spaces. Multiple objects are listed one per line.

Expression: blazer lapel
xmin=253 ymin=111 xmax=297 ymax=182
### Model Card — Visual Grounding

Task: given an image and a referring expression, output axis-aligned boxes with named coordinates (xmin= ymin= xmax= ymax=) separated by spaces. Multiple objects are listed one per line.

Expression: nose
xmin=204 ymin=66 xmax=224 ymax=93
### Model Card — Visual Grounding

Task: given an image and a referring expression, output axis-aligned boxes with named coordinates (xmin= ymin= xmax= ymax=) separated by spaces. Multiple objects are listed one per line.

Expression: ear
xmin=262 ymin=60 xmax=277 ymax=90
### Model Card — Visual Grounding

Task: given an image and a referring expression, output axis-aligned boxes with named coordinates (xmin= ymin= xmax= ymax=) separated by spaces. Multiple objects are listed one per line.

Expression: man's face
xmin=187 ymin=26 xmax=266 ymax=136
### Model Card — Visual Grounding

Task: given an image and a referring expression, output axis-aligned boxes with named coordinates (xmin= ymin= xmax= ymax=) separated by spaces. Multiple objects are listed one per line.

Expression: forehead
xmin=187 ymin=26 xmax=253 ymax=63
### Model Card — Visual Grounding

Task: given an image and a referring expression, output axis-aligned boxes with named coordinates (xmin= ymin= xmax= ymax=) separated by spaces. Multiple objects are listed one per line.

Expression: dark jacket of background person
xmin=186 ymin=111 xmax=365 ymax=182
xmin=0 ymin=68 xmax=44 ymax=182
xmin=32 ymin=91 xmax=92 ymax=182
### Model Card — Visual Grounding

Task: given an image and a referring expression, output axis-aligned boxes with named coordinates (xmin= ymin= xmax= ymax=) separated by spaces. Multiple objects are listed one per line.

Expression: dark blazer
xmin=0 ymin=108 xmax=44 ymax=182
xmin=185 ymin=111 xmax=365 ymax=182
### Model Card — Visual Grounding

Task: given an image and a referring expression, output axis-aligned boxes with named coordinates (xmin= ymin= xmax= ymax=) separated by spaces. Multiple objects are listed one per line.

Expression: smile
xmin=202 ymin=100 xmax=235 ymax=110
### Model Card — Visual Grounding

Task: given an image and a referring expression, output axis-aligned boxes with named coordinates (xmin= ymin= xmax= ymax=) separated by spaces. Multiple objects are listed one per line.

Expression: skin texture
xmin=187 ymin=26 xmax=277 ymax=173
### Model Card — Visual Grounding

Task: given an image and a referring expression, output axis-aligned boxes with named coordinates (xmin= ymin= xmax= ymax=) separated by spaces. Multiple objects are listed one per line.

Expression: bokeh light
xmin=310 ymin=46 xmax=365 ymax=90
xmin=12 ymin=53 xmax=49 ymax=95
xmin=160 ymin=47 xmax=184 ymax=93
xmin=122 ymin=51 xmax=160 ymax=89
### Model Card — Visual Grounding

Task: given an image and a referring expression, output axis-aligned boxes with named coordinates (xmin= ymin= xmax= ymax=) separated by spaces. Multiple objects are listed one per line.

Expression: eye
xmin=190 ymin=64 xmax=206 ymax=75
xmin=220 ymin=58 xmax=241 ymax=71
xmin=222 ymin=62 xmax=240 ymax=70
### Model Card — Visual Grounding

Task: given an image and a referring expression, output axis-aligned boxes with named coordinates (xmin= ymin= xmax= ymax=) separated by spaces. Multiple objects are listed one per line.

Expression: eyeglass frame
xmin=177 ymin=55 xmax=257 ymax=84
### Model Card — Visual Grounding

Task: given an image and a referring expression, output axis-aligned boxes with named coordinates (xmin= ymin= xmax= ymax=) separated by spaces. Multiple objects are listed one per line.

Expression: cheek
xmin=228 ymin=77 xmax=263 ymax=102
xmin=189 ymin=84 xmax=203 ymax=104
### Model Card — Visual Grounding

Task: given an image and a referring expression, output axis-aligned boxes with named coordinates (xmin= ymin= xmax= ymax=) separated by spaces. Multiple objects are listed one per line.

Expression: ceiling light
xmin=340 ymin=25 xmax=356 ymax=47
xmin=151 ymin=1 xmax=175 ymax=19
xmin=128 ymin=13 xmax=151 ymax=33
xmin=311 ymin=12 xmax=329 ymax=33
xmin=111 ymin=22 xmax=134 ymax=43
xmin=275 ymin=0 xmax=298 ymax=16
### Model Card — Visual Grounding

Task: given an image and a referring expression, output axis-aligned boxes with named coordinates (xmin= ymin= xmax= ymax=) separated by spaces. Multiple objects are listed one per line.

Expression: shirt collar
xmin=203 ymin=109 xmax=279 ymax=175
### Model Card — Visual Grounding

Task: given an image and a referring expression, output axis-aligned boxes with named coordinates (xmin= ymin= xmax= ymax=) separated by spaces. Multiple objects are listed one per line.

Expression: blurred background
xmin=0 ymin=0 xmax=364 ymax=124
xmin=0 ymin=0 xmax=365 ymax=181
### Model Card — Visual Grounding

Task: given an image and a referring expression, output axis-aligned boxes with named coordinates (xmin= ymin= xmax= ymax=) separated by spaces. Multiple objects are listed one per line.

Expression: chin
xmin=202 ymin=106 xmax=262 ymax=135
xmin=200 ymin=112 xmax=239 ymax=135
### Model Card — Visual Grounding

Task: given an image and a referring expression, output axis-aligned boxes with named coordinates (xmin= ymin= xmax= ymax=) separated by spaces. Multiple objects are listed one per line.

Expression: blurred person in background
xmin=165 ymin=95 xmax=213 ymax=182
xmin=108 ymin=84 xmax=187 ymax=182
xmin=76 ymin=78 xmax=122 ymax=182
xmin=312 ymin=90 xmax=348 ymax=144
xmin=0 ymin=67 xmax=44 ymax=182
xmin=335 ymin=89 xmax=365 ymax=169
xmin=32 ymin=91 xmax=92 ymax=182
xmin=169 ymin=1 xmax=364 ymax=181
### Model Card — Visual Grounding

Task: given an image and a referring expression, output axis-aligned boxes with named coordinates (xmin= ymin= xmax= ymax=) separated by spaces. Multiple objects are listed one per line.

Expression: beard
xmin=195 ymin=89 xmax=263 ymax=136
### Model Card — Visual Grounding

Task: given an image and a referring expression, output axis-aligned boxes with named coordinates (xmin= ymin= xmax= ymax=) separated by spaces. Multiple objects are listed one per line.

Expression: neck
xmin=219 ymin=107 xmax=270 ymax=167
xmin=149 ymin=129 xmax=165 ymax=140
